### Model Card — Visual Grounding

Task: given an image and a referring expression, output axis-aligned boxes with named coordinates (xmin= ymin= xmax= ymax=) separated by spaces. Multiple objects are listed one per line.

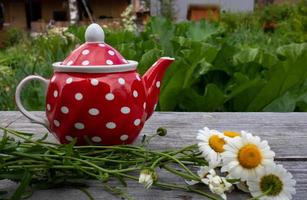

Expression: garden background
xmin=0 ymin=1 xmax=306 ymax=112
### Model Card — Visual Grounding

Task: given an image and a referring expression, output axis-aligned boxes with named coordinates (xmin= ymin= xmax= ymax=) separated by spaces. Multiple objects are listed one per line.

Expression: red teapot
xmin=15 ymin=23 xmax=174 ymax=145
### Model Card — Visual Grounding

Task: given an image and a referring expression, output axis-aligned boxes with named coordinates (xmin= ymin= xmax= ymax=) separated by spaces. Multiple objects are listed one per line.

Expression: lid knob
xmin=85 ymin=23 xmax=105 ymax=43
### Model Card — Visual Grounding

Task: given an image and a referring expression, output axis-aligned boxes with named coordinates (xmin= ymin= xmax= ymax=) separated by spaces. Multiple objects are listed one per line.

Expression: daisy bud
xmin=139 ymin=169 xmax=157 ymax=189
xmin=157 ymin=127 xmax=167 ymax=136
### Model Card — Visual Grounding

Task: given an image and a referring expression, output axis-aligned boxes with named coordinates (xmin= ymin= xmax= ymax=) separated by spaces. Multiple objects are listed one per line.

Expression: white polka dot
xmin=99 ymin=43 xmax=105 ymax=47
xmin=53 ymin=90 xmax=58 ymax=98
xmin=82 ymin=60 xmax=90 ymax=65
xmin=75 ymin=93 xmax=83 ymax=101
xmin=118 ymin=78 xmax=125 ymax=85
xmin=136 ymin=74 xmax=141 ymax=81
xmin=133 ymin=90 xmax=138 ymax=98
xmin=53 ymin=120 xmax=60 ymax=127
xmin=66 ymin=77 xmax=73 ymax=84
xmin=65 ymin=135 xmax=74 ymax=142
xmin=67 ymin=60 xmax=73 ymax=65
xmin=105 ymin=93 xmax=115 ymax=101
xmin=92 ymin=136 xmax=102 ymax=143
xmin=89 ymin=108 xmax=99 ymax=116
xmin=91 ymin=79 xmax=99 ymax=86
xmin=143 ymin=102 xmax=146 ymax=109
xmin=106 ymin=122 xmax=116 ymax=129
xmin=156 ymin=81 xmax=161 ymax=88
xmin=74 ymin=122 xmax=85 ymax=130
xmin=47 ymin=104 xmax=51 ymax=111
xmin=51 ymin=76 xmax=56 ymax=82
xmin=106 ymin=60 xmax=113 ymax=65
xmin=121 ymin=107 xmax=130 ymax=114
xmin=61 ymin=106 xmax=69 ymax=114
xmin=134 ymin=119 xmax=141 ymax=126
xmin=108 ymin=50 xmax=115 ymax=56
xmin=82 ymin=49 xmax=90 ymax=55
xmin=120 ymin=134 xmax=129 ymax=141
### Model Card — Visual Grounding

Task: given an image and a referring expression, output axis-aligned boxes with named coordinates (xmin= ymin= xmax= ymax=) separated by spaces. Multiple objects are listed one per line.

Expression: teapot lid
xmin=52 ymin=23 xmax=138 ymax=73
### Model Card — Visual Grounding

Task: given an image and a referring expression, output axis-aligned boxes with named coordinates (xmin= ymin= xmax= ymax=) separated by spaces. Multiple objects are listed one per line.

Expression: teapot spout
xmin=142 ymin=57 xmax=175 ymax=120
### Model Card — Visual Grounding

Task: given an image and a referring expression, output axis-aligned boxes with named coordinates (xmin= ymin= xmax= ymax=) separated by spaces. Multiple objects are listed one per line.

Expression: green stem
xmin=247 ymin=186 xmax=273 ymax=200
xmin=152 ymin=151 xmax=199 ymax=180
xmin=65 ymin=156 xmax=140 ymax=174
xmin=187 ymin=187 xmax=222 ymax=200
xmin=1 ymin=128 xmax=62 ymax=155
xmin=5 ymin=164 xmax=95 ymax=171
xmin=78 ymin=187 xmax=95 ymax=200
xmin=162 ymin=165 xmax=200 ymax=181
xmin=80 ymin=155 xmax=145 ymax=164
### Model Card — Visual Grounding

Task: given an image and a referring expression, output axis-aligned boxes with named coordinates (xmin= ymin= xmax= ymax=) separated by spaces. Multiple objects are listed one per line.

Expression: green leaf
xmin=233 ymin=48 xmax=278 ymax=69
xmin=263 ymin=78 xmax=307 ymax=111
xmin=147 ymin=17 xmax=175 ymax=55
xmin=233 ymin=48 xmax=260 ymax=64
xmin=186 ymin=20 xmax=220 ymax=41
xmin=180 ymin=84 xmax=225 ymax=111
xmin=137 ymin=49 xmax=162 ymax=75
xmin=247 ymin=43 xmax=307 ymax=111
xmin=225 ymin=73 xmax=265 ymax=111
xmin=263 ymin=92 xmax=297 ymax=111
xmin=159 ymin=59 xmax=188 ymax=110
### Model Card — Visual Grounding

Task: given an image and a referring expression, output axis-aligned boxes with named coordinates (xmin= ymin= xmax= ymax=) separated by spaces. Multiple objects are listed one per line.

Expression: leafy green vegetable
xmin=0 ymin=2 xmax=307 ymax=112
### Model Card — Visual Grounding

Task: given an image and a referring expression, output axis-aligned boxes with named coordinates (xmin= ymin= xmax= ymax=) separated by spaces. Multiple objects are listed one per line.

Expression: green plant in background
xmin=2 ymin=27 xmax=26 ymax=47
xmin=276 ymin=0 xmax=307 ymax=43
xmin=0 ymin=3 xmax=307 ymax=112
xmin=260 ymin=4 xmax=292 ymax=24
xmin=0 ymin=27 xmax=78 ymax=110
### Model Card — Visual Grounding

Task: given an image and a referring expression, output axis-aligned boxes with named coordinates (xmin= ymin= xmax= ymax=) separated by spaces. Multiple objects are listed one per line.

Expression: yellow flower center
xmin=224 ymin=131 xmax=240 ymax=138
xmin=238 ymin=144 xmax=262 ymax=169
xmin=209 ymin=135 xmax=225 ymax=153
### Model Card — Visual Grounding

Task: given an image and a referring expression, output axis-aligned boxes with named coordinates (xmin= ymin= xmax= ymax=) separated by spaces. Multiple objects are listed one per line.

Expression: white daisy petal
xmin=227 ymin=161 xmax=239 ymax=170
xmin=185 ymin=180 xmax=199 ymax=185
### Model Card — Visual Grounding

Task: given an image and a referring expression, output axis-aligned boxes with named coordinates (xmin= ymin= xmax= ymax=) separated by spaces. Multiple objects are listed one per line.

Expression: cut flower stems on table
xmin=0 ymin=126 xmax=295 ymax=200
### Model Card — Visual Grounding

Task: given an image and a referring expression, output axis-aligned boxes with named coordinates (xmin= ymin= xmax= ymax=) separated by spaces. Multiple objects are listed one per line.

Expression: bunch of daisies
xmin=189 ymin=127 xmax=296 ymax=200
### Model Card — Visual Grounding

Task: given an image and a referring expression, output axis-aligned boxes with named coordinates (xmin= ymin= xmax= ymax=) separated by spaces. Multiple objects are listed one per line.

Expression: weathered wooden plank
xmin=0 ymin=161 xmax=305 ymax=200
xmin=0 ymin=111 xmax=306 ymax=199
xmin=1 ymin=112 xmax=307 ymax=158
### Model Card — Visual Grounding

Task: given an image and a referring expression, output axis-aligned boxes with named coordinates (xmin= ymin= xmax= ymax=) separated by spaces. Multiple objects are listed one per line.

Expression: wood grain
xmin=0 ymin=111 xmax=306 ymax=199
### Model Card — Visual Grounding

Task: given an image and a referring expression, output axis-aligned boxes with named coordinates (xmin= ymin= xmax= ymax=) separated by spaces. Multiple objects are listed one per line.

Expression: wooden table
xmin=0 ymin=111 xmax=306 ymax=200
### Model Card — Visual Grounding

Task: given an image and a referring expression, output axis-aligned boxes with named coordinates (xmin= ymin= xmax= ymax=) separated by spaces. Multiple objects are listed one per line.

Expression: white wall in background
xmin=150 ymin=0 xmax=255 ymax=21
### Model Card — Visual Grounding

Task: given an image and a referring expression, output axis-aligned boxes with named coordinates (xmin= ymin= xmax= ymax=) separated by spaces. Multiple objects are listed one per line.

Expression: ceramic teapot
xmin=15 ymin=23 xmax=174 ymax=145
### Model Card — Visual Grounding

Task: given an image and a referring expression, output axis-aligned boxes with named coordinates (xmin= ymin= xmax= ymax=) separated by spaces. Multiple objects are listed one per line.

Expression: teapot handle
xmin=15 ymin=75 xmax=50 ymax=129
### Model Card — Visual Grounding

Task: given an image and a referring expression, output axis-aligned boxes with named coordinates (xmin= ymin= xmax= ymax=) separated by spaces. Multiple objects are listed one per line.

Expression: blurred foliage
xmin=0 ymin=2 xmax=307 ymax=112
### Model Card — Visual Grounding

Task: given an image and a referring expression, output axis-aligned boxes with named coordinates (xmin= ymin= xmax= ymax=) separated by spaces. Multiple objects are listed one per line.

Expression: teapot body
xmin=15 ymin=23 xmax=174 ymax=146
xmin=46 ymin=71 xmax=147 ymax=145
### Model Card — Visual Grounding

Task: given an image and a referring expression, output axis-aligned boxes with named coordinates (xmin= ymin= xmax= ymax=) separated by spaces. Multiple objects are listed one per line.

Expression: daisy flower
xmin=247 ymin=164 xmax=296 ymax=200
xmin=197 ymin=127 xmax=227 ymax=167
xmin=221 ymin=131 xmax=275 ymax=181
